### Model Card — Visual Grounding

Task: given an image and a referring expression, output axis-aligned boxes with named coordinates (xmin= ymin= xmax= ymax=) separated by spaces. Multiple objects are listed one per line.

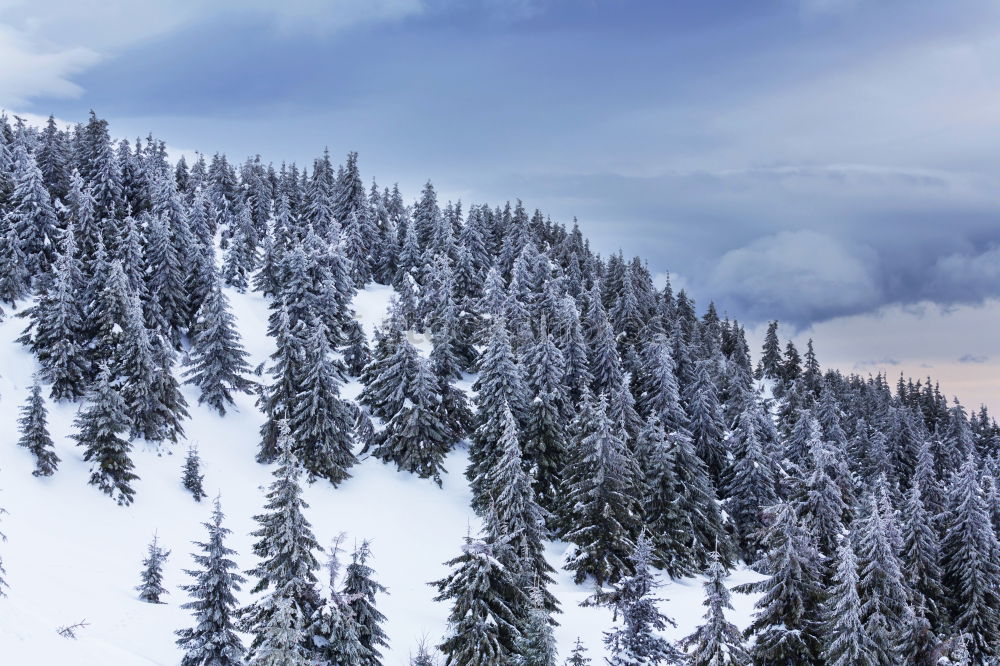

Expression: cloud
xmin=0 ymin=0 xmax=425 ymax=107
xmin=705 ymin=231 xmax=882 ymax=326
xmin=0 ymin=24 xmax=99 ymax=106
xmin=929 ymin=245 xmax=1000 ymax=303
xmin=853 ymin=357 xmax=901 ymax=369
xmin=959 ymin=353 xmax=989 ymax=364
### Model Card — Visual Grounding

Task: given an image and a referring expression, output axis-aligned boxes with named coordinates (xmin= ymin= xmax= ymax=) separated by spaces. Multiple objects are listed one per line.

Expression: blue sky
xmin=3 ymin=0 xmax=1000 ymax=407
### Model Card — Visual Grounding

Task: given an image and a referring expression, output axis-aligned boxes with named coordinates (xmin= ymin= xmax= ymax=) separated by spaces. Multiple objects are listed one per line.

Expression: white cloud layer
xmin=0 ymin=0 xmax=425 ymax=107
xmin=707 ymin=230 xmax=882 ymax=324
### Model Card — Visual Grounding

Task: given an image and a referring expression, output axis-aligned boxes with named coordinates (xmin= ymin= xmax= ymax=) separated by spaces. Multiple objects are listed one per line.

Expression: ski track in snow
xmin=0 ymin=283 xmax=761 ymax=664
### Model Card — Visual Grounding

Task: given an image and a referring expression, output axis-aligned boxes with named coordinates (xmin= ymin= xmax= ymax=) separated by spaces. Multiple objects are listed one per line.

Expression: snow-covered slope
xmin=0 ymin=284 xmax=760 ymax=665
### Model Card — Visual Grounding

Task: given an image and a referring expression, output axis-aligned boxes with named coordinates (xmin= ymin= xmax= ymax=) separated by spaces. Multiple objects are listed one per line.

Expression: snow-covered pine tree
xmin=684 ymin=359 xmax=727 ymax=485
xmin=358 ymin=308 xmax=418 ymax=421
xmin=562 ymin=394 xmax=643 ymax=586
xmin=247 ymin=590 xmax=307 ymax=666
xmin=681 ymin=550 xmax=750 ymax=666
xmin=514 ymin=588 xmax=558 ymax=666
xmin=241 ymin=422 xmax=322 ymax=656
xmin=820 ymin=538 xmax=874 ymax=666
xmin=521 ymin=332 xmax=568 ymax=511
xmin=940 ymin=454 xmax=1000 ymax=660
xmin=309 ymin=540 xmax=367 ymax=666
xmin=482 ymin=404 xmax=559 ymax=616
xmin=756 ymin=320 xmax=781 ymax=380
xmin=6 ymin=143 xmax=59 ymax=275
xmin=73 ymin=362 xmax=139 ymax=505
xmin=603 ymin=533 xmax=683 ymax=666
xmin=136 ymin=534 xmax=170 ymax=603
xmin=670 ymin=425 xmax=733 ymax=570
xmin=371 ymin=357 xmax=452 ymax=485
xmin=182 ymin=446 xmax=207 ymax=502
xmin=143 ymin=212 xmax=187 ymax=344
xmin=343 ymin=317 xmax=372 ymax=377
xmin=722 ymin=406 xmax=780 ymax=561
xmin=411 ymin=640 xmax=439 ymax=666
xmin=221 ymin=204 xmax=258 ymax=292
xmin=289 ymin=318 xmax=356 ymax=486
xmin=116 ymin=295 xmax=172 ymax=441
xmin=432 ymin=533 xmax=523 ymax=666
xmin=587 ymin=304 xmax=624 ymax=397
xmin=176 ymin=498 xmax=246 ymax=666
xmin=854 ymin=490 xmax=913 ymax=666
xmin=796 ymin=418 xmax=850 ymax=561
xmin=633 ymin=415 xmax=695 ymax=578
xmin=16 ymin=379 xmax=60 ymax=476
xmin=900 ymin=482 xmax=946 ymax=633
xmin=18 ymin=221 xmax=87 ymax=400
xmin=257 ymin=305 xmax=305 ymax=463
xmin=734 ymin=501 xmax=824 ymax=665
xmin=184 ymin=272 xmax=255 ymax=415
xmin=633 ymin=333 xmax=686 ymax=432
xmin=147 ymin=333 xmax=190 ymax=443
xmin=556 ymin=640 xmax=588 ymax=666
xmin=0 ymin=225 xmax=29 ymax=305
xmin=468 ymin=318 xmax=529 ymax=511
xmin=342 ymin=540 xmax=389 ymax=666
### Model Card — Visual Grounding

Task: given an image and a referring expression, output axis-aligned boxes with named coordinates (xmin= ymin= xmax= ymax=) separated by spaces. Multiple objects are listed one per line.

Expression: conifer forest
xmin=0 ymin=109 xmax=999 ymax=666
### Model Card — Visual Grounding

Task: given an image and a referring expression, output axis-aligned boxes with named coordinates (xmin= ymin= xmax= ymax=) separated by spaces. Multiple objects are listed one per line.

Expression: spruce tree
xmin=73 ymin=363 xmax=139 ymax=505
xmin=563 ymin=395 xmax=643 ymax=586
xmin=564 ymin=639 xmax=591 ymax=666
xmin=900 ymin=482 xmax=946 ymax=632
xmin=6 ymin=143 xmax=59 ymax=274
xmin=522 ymin=333 xmax=568 ymax=510
xmin=241 ymin=422 xmax=322 ymax=657
xmin=342 ymin=540 xmax=390 ymax=666
xmin=248 ymin=591 xmax=307 ymax=666
xmin=183 ymin=446 xmax=207 ymax=502
xmin=670 ymin=425 xmax=733 ymax=569
xmin=483 ymin=405 xmax=559 ymax=615
xmin=411 ymin=641 xmax=439 ymax=666
xmin=0 ymin=225 xmax=29 ymax=305
xmin=940 ymin=454 xmax=1000 ymax=659
xmin=603 ymin=534 xmax=683 ymax=666
xmin=685 ymin=359 xmax=727 ymax=485
xmin=514 ymin=588 xmax=558 ymax=666
xmin=343 ymin=317 xmax=372 ymax=377
xmin=681 ymin=551 xmax=750 ymax=666
xmin=289 ymin=319 xmax=357 ymax=486
xmin=371 ymin=357 xmax=452 ymax=484
xmin=358 ymin=310 xmax=418 ymax=421
xmin=468 ymin=319 xmax=529 ymax=511
xmin=734 ymin=501 xmax=824 ymax=665
xmin=432 ymin=534 xmax=523 ymax=666
xmin=257 ymin=305 xmax=305 ymax=463
xmin=797 ymin=419 xmax=849 ymax=561
xmin=854 ymin=491 xmax=913 ymax=666
xmin=20 ymin=223 xmax=87 ymax=400
xmin=184 ymin=273 xmax=255 ymax=415
xmin=16 ymin=380 xmax=60 ymax=477
xmin=176 ymin=499 xmax=246 ymax=665
xmin=310 ymin=541 xmax=368 ymax=666
xmin=634 ymin=416 xmax=695 ymax=578
xmin=117 ymin=296 xmax=167 ymax=440
xmin=722 ymin=407 xmax=780 ymax=560
xmin=136 ymin=534 xmax=170 ymax=603
xmin=820 ymin=539 xmax=875 ymax=666
xmin=756 ymin=321 xmax=781 ymax=380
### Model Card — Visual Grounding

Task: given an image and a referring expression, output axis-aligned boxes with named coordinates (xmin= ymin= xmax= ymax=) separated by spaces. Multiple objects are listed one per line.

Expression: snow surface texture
xmin=0 ymin=283 xmax=760 ymax=664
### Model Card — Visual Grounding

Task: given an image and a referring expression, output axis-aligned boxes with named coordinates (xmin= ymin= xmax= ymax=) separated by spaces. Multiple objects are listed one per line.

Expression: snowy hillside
xmin=0 ymin=283 xmax=760 ymax=665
